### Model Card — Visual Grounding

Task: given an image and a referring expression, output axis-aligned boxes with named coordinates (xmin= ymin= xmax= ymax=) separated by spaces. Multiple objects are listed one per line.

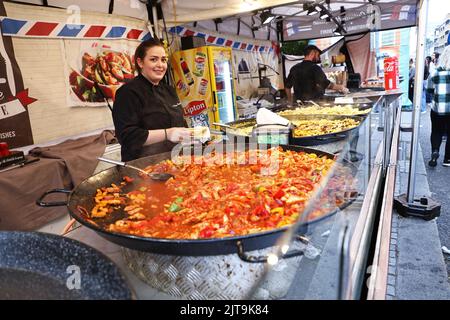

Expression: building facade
xmin=434 ymin=13 xmax=450 ymax=54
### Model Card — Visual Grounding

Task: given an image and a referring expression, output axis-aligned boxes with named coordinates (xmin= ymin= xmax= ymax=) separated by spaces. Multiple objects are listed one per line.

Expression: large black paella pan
xmin=37 ymin=144 xmax=357 ymax=257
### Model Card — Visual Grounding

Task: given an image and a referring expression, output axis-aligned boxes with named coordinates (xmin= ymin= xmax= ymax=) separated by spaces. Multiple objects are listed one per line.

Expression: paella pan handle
xmin=314 ymin=133 xmax=347 ymax=141
xmin=236 ymin=236 xmax=309 ymax=263
xmin=36 ymin=189 xmax=71 ymax=207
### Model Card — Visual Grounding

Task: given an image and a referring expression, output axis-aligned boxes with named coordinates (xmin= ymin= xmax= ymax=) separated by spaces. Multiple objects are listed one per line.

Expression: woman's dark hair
xmin=434 ymin=52 xmax=440 ymax=62
xmin=134 ymin=38 xmax=164 ymax=74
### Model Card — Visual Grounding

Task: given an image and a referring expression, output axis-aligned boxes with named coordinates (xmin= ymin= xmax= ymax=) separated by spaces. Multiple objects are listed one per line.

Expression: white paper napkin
xmin=335 ymin=97 xmax=354 ymax=104
xmin=191 ymin=126 xmax=211 ymax=143
xmin=256 ymin=108 xmax=290 ymax=126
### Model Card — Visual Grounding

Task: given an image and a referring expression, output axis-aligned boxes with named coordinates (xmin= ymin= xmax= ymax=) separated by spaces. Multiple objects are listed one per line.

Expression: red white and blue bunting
xmin=169 ymin=26 xmax=273 ymax=53
xmin=0 ymin=17 xmax=274 ymax=53
xmin=0 ymin=17 xmax=152 ymax=40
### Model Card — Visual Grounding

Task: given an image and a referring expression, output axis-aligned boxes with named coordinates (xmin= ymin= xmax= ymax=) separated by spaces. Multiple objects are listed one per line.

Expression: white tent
xmin=160 ymin=0 xmax=418 ymax=41
xmin=7 ymin=1 xmax=419 ymax=41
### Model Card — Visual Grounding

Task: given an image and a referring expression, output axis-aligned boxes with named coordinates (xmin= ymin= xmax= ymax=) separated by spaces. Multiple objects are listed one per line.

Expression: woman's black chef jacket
xmin=112 ymin=74 xmax=186 ymax=162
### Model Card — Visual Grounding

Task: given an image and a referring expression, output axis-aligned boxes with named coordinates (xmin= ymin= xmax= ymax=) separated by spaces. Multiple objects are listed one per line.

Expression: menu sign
xmin=0 ymin=2 xmax=36 ymax=148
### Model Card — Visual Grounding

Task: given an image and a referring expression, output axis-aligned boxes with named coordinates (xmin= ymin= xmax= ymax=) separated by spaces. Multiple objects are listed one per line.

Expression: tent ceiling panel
xmin=184 ymin=17 xmax=277 ymax=40
xmin=112 ymin=0 xmax=149 ymax=21
xmin=161 ymin=0 xmax=299 ymax=25
xmin=7 ymin=0 xmax=149 ymax=20
xmin=10 ymin=0 xmax=41 ymax=5
xmin=269 ymin=0 xmax=414 ymax=16
xmin=47 ymin=0 xmax=110 ymax=13
xmin=184 ymin=15 xmax=277 ymax=42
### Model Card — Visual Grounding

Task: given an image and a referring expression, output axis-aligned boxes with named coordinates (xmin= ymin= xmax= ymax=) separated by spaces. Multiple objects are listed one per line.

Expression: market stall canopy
xmin=6 ymin=0 xmax=149 ymax=21
xmin=161 ymin=0 xmax=299 ymax=41
xmin=6 ymin=0 xmax=419 ymax=41
xmin=161 ymin=0 xmax=299 ymax=24
xmin=161 ymin=0 xmax=419 ymax=41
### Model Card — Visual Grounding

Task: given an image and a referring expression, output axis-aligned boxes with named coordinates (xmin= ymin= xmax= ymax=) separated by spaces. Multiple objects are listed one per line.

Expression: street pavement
xmin=418 ymin=108 xmax=450 ymax=276
xmin=389 ymin=107 xmax=450 ymax=300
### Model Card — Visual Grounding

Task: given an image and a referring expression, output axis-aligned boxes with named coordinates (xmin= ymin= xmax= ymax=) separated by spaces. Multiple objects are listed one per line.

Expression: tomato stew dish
xmin=82 ymin=147 xmax=354 ymax=239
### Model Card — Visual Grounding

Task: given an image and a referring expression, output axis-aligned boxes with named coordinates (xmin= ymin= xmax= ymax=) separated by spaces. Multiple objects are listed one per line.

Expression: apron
xmin=139 ymin=87 xmax=186 ymax=159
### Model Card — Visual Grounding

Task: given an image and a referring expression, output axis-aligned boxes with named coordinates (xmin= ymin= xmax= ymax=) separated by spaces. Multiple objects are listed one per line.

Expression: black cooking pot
xmin=37 ymin=144 xmax=357 ymax=259
xmin=0 ymin=231 xmax=132 ymax=299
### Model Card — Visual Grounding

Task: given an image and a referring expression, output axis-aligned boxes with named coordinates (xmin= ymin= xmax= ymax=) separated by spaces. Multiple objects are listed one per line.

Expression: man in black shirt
xmin=285 ymin=45 xmax=349 ymax=103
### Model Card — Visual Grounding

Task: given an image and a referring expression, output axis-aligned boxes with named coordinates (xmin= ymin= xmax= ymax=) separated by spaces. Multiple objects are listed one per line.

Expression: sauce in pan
xmin=86 ymin=147 xmax=353 ymax=239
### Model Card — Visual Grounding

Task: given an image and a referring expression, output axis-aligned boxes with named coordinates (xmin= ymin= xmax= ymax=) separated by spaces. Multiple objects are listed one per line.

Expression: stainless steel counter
xmin=66 ymin=227 xmax=174 ymax=300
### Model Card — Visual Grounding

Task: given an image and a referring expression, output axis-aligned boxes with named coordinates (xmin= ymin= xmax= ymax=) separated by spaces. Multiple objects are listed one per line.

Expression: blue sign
xmin=447 ymin=32 xmax=450 ymax=46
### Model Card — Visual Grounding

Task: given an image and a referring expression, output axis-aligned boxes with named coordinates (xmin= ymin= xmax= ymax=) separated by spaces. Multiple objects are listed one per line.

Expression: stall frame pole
xmin=394 ymin=0 xmax=441 ymax=220
xmin=382 ymin=98 xmax=391 ymax=174
xmin=407 ymin=0 xmax=428 ymax=202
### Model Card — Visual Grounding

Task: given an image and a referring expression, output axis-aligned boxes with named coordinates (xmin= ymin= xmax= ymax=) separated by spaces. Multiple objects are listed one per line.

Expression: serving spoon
xmin=98 ymin=157 xmax=174 ymax=181
xmin=212 ymin=122 xmax=233 ymax=129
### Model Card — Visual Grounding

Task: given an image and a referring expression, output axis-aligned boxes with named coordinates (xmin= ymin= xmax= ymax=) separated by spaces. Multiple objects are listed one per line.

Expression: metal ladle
xmin=97 ymin=157 xmax=174 ymax=181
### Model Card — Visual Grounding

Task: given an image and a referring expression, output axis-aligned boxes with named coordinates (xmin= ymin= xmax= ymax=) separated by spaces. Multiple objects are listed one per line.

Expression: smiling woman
xmin=135 ymin=44 xmax=168 ymax=84
xmin=112 ymin=39 xmax=192 ymax=161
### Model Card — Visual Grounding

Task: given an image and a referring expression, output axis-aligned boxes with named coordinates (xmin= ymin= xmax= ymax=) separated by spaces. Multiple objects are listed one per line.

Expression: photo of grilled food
xmin=69 ymin=50 xmax=135 ymax=102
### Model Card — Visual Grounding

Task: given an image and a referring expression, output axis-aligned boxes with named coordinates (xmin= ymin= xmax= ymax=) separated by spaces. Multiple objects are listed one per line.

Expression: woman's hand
xmin=166 ymin=127 xmax=193 ymax=143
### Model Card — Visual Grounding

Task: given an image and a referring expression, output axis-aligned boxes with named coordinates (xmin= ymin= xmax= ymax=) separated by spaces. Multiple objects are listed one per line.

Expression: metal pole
xmin=152 ymin=5 xmax=160 ymax=38
xmin=338 ymin=223 xmax=350 ymax=300
xmin=378 ymin=100 xmax=384 ymax=130
xmin=364 ymin=112 xmax=371 ymax=190
xmin=382 ymin=98 xmax=390 ymax=174
xmin=407 ymin=0 xmax=429 ymax=203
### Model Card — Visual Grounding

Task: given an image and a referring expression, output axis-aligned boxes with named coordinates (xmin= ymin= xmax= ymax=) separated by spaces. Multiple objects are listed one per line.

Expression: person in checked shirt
xmin=426 ymin=46 xmax=450 ymax=167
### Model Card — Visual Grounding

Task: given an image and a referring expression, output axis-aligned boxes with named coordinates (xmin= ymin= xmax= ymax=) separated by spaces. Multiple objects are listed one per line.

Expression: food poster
xmin=64 ymin=40 xmax=138 ymax=107
xmin=170 ymin=47 xmax=214 ymax=128
xmin=0 ymin=1 xmax=36 ymax=148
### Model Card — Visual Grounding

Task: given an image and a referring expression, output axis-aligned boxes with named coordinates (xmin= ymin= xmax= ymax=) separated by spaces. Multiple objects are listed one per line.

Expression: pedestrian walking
xmin=409 ymin=58 xmax=415 ymax=105
xmin=426 ymin=47 xmax=450 ymax=167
